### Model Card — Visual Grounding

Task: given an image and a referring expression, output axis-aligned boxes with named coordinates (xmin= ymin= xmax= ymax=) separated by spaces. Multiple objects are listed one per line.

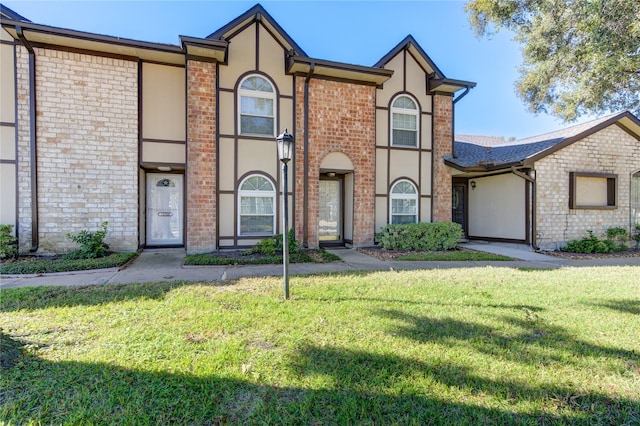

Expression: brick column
xmin=186 ymin=60 xmax=216 ymax=253
xmin=432 ymin=94 xmax=453 ymax=222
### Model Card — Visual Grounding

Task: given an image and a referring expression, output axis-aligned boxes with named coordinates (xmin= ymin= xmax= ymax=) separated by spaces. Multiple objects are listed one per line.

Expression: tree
xmin=466 ymin=0 xmax=640 ymax=121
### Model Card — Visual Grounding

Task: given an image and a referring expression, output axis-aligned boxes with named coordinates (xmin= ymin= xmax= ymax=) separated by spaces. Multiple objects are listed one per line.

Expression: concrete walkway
xmin=1 ymin=243 xmax=639 ymax=289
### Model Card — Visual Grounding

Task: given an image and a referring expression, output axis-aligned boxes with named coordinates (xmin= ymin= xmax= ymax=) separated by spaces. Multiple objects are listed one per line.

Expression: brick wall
xmin=16 ymin=47 xmax=138 ymax=253
xmin=185 ymin=60 xmax=216 ymax=253
xmin=535 ymin=125 xmax=640 ymax=250
xmin=295 ymin=78 xmax=376 ymax=248
xmin=432 ymin=94 xmax=453 ymax=222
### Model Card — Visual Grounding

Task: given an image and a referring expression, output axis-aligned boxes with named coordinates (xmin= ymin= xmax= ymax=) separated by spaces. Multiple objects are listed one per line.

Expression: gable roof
xmin=206 ymin=3 xmax=307 ymax=56
xmin=447 ymin=111 xmax=640 ymax=171
xmin=374 ymin=34 xmax=475 ymax=95
xmin=0 ymin=3 xmax=30 ymax=22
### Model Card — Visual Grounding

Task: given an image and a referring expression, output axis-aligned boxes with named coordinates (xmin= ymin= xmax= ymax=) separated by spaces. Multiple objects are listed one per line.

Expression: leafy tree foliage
xmin=466 ymin=0 xmax=640 ymax=121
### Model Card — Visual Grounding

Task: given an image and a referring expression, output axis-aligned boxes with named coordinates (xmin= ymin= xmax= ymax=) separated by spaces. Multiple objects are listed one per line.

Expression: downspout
xmin=16 ymin=26 xmax=38 ymax=252
xmin=302 ymin=62 xmax=314 ymax=248
xmin=511 ymin=166 xmax=538 ymax=250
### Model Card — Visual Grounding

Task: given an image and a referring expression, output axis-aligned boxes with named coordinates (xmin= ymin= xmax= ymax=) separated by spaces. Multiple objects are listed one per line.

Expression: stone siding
xmin=16 ymin=47 xmax=138 ymax=253
xmin=185 ymin=60 xmax=216 ymax=253
xmin=535 ymin=125 xmax=640 ymax=250
xmin=432 ymin=94 xmax=454 ymax=222
xmin=295 ymin=78 xmax=376 ymax=248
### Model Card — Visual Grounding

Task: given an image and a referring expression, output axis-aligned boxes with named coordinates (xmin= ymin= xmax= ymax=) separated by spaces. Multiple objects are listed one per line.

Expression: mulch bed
xmin=543 ymin=249 xmax=640 ymax=260
xmin=357 ymin=247 xmax=475 ymax=261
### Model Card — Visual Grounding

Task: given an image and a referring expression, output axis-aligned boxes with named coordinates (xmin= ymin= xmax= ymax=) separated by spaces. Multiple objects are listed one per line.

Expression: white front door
xmin=147 ymin=174 xmax=183 ymax=246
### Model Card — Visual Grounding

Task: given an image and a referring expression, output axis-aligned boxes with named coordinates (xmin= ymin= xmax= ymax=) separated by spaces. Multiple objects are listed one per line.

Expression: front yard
xmin=1 ymin=267 xmax=639 ymax=424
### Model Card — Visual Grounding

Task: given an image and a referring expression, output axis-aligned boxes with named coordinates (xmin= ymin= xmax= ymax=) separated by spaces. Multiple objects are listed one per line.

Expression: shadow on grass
xmin=3 ymin=333 xmax=637 ymax=424
xmin=595 ymin=299 xmax=640 ymax=315
xmin=0 ymin=281 xmax=226 ymax=313
xmin=376 ymin=309 xmax=640 ymax=370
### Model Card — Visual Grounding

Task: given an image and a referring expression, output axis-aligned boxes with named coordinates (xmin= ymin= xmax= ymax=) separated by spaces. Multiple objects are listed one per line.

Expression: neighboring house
xmin=447 ymin=112 xmax=640 ymax=250
xmin=0 ymin=3 xmax=475 ymax=254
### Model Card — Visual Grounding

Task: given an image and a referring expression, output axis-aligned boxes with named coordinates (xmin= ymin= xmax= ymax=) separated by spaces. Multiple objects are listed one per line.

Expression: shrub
xmin=375 ymin=222 xmax=462 ymax=251
xmin=563 ymin=228 xmax=631 ymax=254
xmin=64 ymin=222 xmax=109 ymax=260
xmin=0 ymin=224 xmax=18 ymax=260
xmin=605 ymin=226 xmax=628 ymax=251
xmin=633 ymin=224 xmax=640 ymax=250
xmin=249 ymin=228 xmax=298 ymax=256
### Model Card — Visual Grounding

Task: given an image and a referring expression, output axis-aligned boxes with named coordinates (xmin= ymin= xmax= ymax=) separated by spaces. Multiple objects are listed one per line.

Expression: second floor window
xmin=239 ymin=75 xmax=276 ymax=137
xmin=391 ymin=95 xmax=418 ymax=147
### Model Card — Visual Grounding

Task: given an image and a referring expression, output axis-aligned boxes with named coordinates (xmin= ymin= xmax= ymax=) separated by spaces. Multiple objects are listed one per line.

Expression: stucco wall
xmin=16 ymin=47 xmax=139 ymax=253
xmin=535 ymin=125 xmax=640 ymax=250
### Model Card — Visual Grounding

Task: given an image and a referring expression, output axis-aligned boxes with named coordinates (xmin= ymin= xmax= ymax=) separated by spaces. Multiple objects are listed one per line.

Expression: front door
xmin=147 ymin=174 xmax=183 ymax=246
xmin=319 ymin=178 xmax=342 ymax=242
xmin=452 ymin=180 xmax=467 ymax=236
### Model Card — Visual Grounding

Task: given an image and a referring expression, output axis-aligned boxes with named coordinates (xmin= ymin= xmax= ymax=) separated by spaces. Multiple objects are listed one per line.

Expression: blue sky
xmin=4 ymin=1 xmax=597 ymax=139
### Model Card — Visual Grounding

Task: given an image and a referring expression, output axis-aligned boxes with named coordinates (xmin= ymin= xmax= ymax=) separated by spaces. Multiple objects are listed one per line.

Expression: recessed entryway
xmin=319 ymin=177 xmax=343 ymax=243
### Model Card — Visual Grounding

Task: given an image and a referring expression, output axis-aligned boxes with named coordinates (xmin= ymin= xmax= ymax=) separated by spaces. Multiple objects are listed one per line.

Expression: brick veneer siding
xmin=16 ymin=47 xmax=138 ymax=253
xmin=432 ymin=94 xmax=454 ymax=222
xmin=535 ymin=125 xmax=640 ymax=250
xmin=186 ymin=60 xmax=216 ymax=253
xmin=295 ymin=78 xmax=376 ymax=248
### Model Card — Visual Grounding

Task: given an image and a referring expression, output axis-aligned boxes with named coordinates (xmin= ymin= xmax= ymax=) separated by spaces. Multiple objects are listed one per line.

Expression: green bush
xmin=0 ymin=224 xmax=18 ymax=260
xmin=375 ymin=222 xmax=462 ymax=251
xmin=605 ymin=226 xmax=628 ymax=251
xmin=633 ymin=224 xmax=640 ymax=250
xmin=249 ymin=228 xmax=298 ymax=256
xmin=563 ymin=228 xmax=631 ymax=254
xmin=64 ymin=222 xmax=109 ymax=260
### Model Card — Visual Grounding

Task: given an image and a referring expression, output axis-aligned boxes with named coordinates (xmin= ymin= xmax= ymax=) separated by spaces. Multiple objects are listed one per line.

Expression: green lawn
xmin=1 ymin=267 xmax=639 ymax=424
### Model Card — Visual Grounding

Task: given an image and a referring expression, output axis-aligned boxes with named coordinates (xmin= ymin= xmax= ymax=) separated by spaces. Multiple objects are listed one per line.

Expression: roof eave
xmin=1 ymin=18 xmax=186 ymax=64
xmin=180 ymin=35 xmax=228 ymax=63
xmin=429 ymin=77 xmax=477 ymax=95
xmin=288 ymin=55 xmax=393 ymax=86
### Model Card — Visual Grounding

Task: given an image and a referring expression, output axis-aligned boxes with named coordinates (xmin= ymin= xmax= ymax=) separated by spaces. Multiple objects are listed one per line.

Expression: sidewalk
xmin=1 ymin=244 xmax=639 ymax=289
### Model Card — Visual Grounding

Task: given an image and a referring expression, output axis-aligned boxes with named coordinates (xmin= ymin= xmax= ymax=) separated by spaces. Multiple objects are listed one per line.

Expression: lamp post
xmin=276 ymin=128 xmax=294 ymax=300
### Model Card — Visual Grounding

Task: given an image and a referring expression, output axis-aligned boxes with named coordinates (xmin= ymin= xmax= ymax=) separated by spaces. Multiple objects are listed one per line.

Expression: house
xmin=447 ymin=112 xmax=640 ymax=250
xmin=1 ymin=3 xmax=638 ymax=255
xmin=0 ymin=3 xmax=476 ymax=254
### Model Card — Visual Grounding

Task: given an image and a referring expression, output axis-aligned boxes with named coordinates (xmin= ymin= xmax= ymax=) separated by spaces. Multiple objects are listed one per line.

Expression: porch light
xmin=276 ymin=128 xmax=294 ymax=163
xmin=276 ymin=128 xmax=294 ymax=300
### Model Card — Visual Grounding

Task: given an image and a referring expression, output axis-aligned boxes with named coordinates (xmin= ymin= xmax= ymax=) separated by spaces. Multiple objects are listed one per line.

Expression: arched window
xmin=238 ymin=174 xmax=276 ymax=235
xmin=390 ymin=180 xmax=418 ymax=224
xmin=391 ymin=95 xmax=419 ymax=147
xmin=238 ymin=75 xmax=276 ymax=137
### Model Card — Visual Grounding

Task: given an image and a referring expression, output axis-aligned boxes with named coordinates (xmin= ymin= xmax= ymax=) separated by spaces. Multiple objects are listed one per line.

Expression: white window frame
xmin=632 ymin=171 xmax=640 ymax=227
xmin=238 ymin=74 xmax=276 ymax=137
xmin=390 ymin=94 xmax=419 ymax=148
xmin=238 ymin=174 xmax=276 ymax=236
xmin=389 ymin=179 xmax=418 ymax=224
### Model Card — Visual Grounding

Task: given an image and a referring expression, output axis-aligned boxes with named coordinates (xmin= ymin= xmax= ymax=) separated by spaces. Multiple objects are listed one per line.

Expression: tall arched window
xmin=238 ymin=75 xmax=276 ymax=137
xmin=391 ymin=95 xmax=419 ymax=147
xmin=390 ymin=179 xmax=418 ymax=224
xmin=238 ymin=174 xmax=276 ymax=235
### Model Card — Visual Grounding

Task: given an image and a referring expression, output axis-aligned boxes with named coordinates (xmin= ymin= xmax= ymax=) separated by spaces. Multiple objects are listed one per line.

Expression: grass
xmin=1 ymin=267 xmax=639 ymax=424
xmin=0 ymin=252 xmax=137 ymax=275
xmin=396 ymin=251 xmax=513 ymax=261
xmin=184 ymin=248 xmax=340 ymax=266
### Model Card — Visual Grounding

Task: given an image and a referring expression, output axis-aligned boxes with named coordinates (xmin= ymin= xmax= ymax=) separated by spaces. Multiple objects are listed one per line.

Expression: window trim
xmin=237 ymin=74 xmax=277 ymax=138
xmin=569 ymin=172 xmax=617 ymax=210
xmin=390 ymin=94 xmax=420 ymax=148
xmin=389 ymin=179 xmax=419 ymax=224
xmin=238 ymin=173 xmax=276 ymax=236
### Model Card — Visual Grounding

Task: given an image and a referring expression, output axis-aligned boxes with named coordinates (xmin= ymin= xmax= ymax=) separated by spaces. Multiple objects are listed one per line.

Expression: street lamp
xmin=276 ymin=128 xmax=294 ymax=300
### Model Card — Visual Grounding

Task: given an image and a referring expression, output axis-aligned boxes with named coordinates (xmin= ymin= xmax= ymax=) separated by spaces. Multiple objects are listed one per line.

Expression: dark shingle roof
xmin=447 ymin=112 xmax=640 ymax=171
